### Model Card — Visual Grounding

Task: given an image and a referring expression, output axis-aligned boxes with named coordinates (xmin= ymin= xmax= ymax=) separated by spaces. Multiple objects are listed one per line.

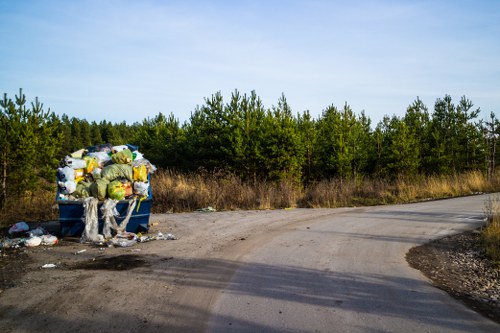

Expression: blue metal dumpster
xmin=57 ymin=185 xmax=152 ymax=237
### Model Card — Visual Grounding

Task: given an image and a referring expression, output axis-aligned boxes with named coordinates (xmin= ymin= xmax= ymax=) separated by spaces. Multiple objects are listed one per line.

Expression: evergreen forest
xmin=1 ymin=88 xmax=499 ymax=210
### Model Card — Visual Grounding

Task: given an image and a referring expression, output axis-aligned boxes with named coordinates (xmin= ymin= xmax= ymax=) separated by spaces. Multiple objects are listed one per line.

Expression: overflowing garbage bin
xmin=56 ymin=144 xmax=155 ymax=238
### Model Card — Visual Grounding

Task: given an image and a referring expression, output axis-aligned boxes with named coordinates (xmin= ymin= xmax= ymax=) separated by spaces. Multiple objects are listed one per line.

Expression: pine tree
xmin=0 ymin=89 xmax=62 ymax=207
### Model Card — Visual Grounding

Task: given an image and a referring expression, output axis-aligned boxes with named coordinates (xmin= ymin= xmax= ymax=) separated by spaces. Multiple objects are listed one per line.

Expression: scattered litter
xmin=197 ymin=206 xmax=216 ymax=212
xmin=110 ymin=238 xmax=137 ymax=247
xmin=8 ymin=222 xmax=30 ymax=235
xmin=0 ymin=238 xmax=24 ymax=249
xmin=75 ymin=249 xmax=87 ymax=254
xmin=41 ymin=264 xmax=57 ymax=269
xmin=157 ymin=232 xmax=177 ymax=240
xmin=1 ymin=224 xmax=58 ymax=249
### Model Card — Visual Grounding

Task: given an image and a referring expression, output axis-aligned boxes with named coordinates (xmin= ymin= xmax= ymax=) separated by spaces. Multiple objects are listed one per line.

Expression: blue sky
xmin=1 ymin=0 xmax=499 ymax=126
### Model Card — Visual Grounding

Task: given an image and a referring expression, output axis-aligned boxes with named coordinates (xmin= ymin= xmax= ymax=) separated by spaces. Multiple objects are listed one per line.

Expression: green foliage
xmin=132 ymin=112 xmax=186 ymax=169
xmin=259 ymin=94 xmax=304 ymax=183
xmin=315 ymin=103 xmax=371 ymax=179
xmin=0 ymin=89 xmax=62 ymax=207
xmin=1 ymin=89 xmax=497 ymax=206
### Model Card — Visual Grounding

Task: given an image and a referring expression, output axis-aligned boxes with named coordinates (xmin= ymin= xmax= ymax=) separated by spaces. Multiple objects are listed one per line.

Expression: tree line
xmin=1 ymin=88 xmax=499 ymax=208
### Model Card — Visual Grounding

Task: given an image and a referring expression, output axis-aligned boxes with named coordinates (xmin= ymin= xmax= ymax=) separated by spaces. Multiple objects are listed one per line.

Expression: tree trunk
xmin=0 ymin=159 xmax=6 ymax=209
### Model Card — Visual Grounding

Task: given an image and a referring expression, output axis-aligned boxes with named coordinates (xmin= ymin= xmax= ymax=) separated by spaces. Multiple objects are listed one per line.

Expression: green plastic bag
xmin=73 ymin=181 xmax=92 ymax=198
xmin=111 ymin=149 xmax=133 ymax=164
xmin=107 ymin=180 xmax=125 ymax=200
xmin=101 ymin=164 xmax=133 ymax=181
xmin=90 ymin=178 xmax=110 ymax=201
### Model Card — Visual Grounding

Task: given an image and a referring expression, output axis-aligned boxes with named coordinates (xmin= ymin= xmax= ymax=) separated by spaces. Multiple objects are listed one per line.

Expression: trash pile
xmin=57 ymin=143 xmax=156 ymax=202
xmin=56 ymin=143 xmax=162 ymax=244
xmin=0 ymin=222 xmax=58 ymax=249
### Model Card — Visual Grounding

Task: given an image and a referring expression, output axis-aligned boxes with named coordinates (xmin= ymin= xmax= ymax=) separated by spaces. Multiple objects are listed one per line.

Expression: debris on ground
xmin=196 ymin=206 xmax=216 ymax=212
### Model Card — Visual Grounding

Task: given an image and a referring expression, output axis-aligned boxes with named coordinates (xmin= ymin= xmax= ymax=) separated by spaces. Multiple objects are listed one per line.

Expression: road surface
xmin=0 ymin=194 xmax=498 ymax=332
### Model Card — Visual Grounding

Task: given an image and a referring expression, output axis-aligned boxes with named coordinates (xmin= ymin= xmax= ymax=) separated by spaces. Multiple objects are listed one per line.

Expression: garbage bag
xmin=87 ymin=143 xmax=113 ymax=153
xmin=64 ymin=156 xmax=87 ymax=169
xmin=87 ymin=152 xmax=112 ymax=168
xmin=83 ymin=156 xmax=99 ymax=174
xmin=111 ymin=149 xmax=133 ymax=164
xmin=73 ymin=181 xmax=92 ymax=198
xmin=25 ymin=236 xmax=42 ymax=247
xmin=101 ymin=164 xmax=133 ymax=181
xmin=133 ymin=182 xmax=149 ymax=196
xmin=107 ymin=180 xmax=126 ymax=200
xmin=112 ymin=145 xmax=129 ymax=152
xmin=90 ymin=178 xmax=110 ymax=201
xmin=58 ymin=180 xmax=77 ymax=194
xmin=57 ymin=166 xmax=75 ymax=182
xmin=41 ymin=235 xmax=58 ymax=245
xmin=131 ymin=158 xmax=157 ymax=174
xmin=122 ymin=181 xmax=133 ymax=197
xmin=133 ymin=165 xmax=148 ymax=182
xmin=8 ymin=221 xmax=30 ymax=235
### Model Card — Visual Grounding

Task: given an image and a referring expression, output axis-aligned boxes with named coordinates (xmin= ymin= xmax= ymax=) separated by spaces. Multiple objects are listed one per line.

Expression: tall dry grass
xmin=0 ymin=189 xmax=58 ymax=228
xmin=151 ymin=169 xmax=300 ymax=212
xmin=1 ymin=169 xmax=499 ymax=228
xmin=483 ymin=196 xmax=500 ymax=265
xmin=152 ymin=169 xmax=500 ymax=212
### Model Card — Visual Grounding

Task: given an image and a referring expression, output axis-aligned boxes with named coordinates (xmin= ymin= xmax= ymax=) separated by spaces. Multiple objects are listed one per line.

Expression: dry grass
xmin=0 ymin=189 xmax=58 ymax=228
xmin=483 ymin=196 xmax=500 ymax=265
xmin=151 ymin=169 xmax=300 ymax=213
xmin=1 ymin=169 xmax=499 ymax=229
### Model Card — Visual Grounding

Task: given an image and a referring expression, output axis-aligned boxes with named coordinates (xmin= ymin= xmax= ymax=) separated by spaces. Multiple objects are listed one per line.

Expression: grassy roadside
xmin=1 ymin=169 xmax=499 ymax=227
xmin=483 ymin=196 xmax=500 ymax=265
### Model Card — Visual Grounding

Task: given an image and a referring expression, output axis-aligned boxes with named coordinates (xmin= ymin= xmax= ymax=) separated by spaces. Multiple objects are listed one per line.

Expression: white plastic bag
xmin=112 ymin=145 xmax=128 ymax=152
xmin=87 ymin=152 xmax=112 ymax=167
xmin=58 ymin=181 xmax=77 ymax=194
xmin=25 ymin=236 xmax=42 ymax=247
xmin=64 ymin=156 xmax=87 ymax=169
xmin=41 ymin=235 xmax=58 ymax=245
xmin=133 ymin=182 xmax=149 ymax=196
xmin=57 ymin=166 xmax=75 ymax=182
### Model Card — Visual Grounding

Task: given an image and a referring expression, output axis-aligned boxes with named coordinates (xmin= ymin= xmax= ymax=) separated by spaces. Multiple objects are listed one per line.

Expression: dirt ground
xmin=0 ymin=209 xmax=499 ymax=331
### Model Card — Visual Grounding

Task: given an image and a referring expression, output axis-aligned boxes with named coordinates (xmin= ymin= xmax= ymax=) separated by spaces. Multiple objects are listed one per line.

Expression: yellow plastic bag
xmin=83 ymin=156 xmax=99 ymax=174
xmin=133 ymin=165 xmax=148 ymax=182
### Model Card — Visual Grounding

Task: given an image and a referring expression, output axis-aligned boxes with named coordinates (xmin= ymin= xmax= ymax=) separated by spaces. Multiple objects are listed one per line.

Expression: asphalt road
xmin=205 ymin=195 xmax=499 ymax=332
